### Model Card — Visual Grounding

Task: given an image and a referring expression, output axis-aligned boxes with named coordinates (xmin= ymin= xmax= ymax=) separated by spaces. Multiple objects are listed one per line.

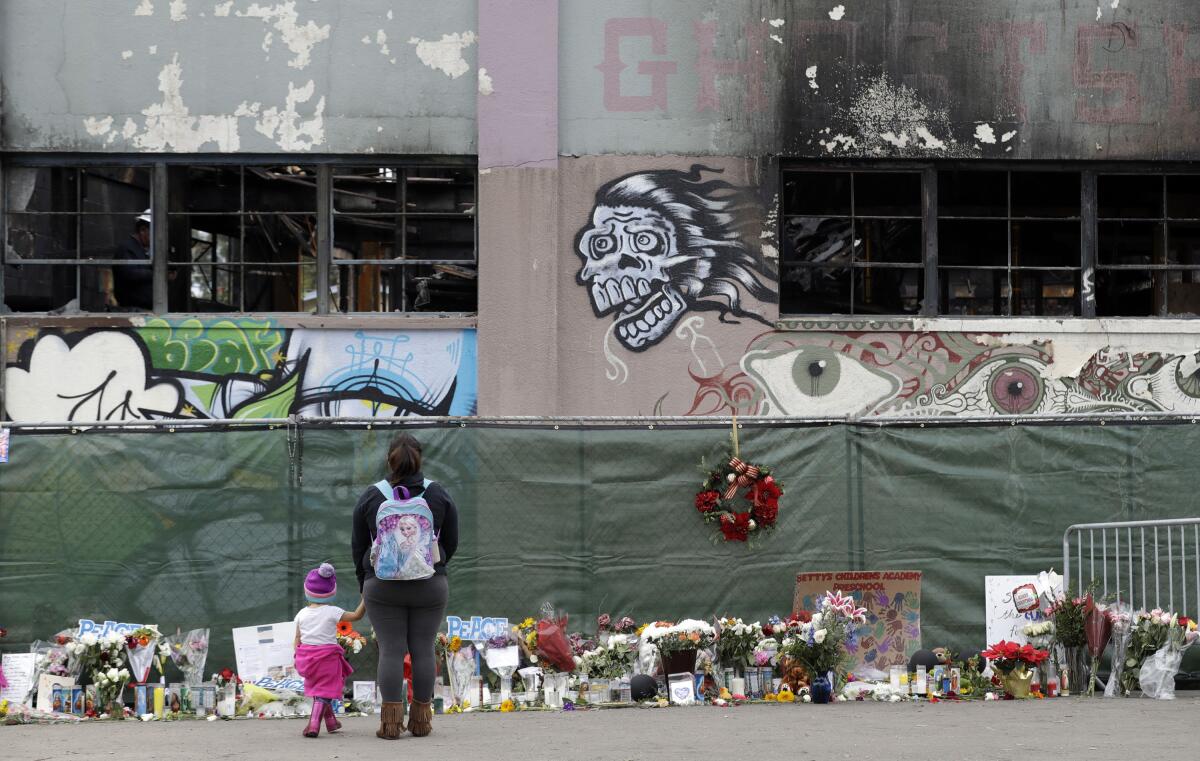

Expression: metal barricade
xmin=1063 ymin=518 xmax=1200 ymax=616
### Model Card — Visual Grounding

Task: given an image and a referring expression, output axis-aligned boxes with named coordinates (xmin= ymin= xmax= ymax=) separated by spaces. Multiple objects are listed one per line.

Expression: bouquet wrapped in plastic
xmin=1138 ymin=614 xmax=1198 ymax=700
xmin=1083 ymin=596 xmax=1113 ymax=697
xmin=165 ymin=629 xmax=209 ymax=686
xmin=446 ymin=642 xmax=477 ymax=709
xmin=535 ymin=603 xmax=575 ymax=673
xmin=483 ymin=633 xmax=520 ymax=703
xmin=1103 ymin=603 xmax=1133 ymax=697
xmin=124 ymin=627 xmax=161 ymax=684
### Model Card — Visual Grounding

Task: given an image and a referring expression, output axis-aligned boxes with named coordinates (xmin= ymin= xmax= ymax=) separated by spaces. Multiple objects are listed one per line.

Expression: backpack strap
xmin=374 ymin=480 xmax=410 ymax=501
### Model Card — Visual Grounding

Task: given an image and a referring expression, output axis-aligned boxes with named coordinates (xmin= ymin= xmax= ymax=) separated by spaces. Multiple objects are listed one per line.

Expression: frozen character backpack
xmin=370 ymin=480 xmax=440 ymax=581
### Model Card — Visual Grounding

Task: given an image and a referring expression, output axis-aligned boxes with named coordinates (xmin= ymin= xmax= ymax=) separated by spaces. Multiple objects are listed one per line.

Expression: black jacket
xmin=351 ymin=470 xmax=459 ymax=591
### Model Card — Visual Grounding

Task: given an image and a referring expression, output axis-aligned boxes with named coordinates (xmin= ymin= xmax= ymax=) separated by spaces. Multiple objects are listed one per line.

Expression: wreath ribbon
xmin=722 ymin=457 xmax=761 ymax=499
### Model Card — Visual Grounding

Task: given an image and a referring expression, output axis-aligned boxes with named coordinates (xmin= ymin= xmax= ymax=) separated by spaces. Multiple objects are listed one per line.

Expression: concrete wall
xmin=0 ymin=0 xmax=478 ymax=154
xmin=5 ymin=1 xmax=1200 ymax=421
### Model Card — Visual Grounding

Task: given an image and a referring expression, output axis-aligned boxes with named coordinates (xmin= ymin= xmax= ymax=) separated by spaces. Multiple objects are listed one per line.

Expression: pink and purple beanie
xmin=304 ymin=562 xmax=337 ymax=603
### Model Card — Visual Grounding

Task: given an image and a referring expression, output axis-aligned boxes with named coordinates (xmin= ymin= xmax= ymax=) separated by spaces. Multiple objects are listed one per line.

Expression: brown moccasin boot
xmin=375 ymin=701 xmax=406 ymax=740
xmin=408 ymin=699 xmax=433 ymax=737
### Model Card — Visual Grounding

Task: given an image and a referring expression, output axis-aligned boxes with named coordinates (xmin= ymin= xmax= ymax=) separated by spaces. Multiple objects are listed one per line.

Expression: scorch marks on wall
xmin=3 ymin=320 xmax=477 ymax=423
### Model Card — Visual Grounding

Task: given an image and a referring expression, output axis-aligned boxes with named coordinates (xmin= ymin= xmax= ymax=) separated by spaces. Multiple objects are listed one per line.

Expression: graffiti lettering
xmin=596 ymin=18 xmax=676 ymax=112
xmin=978 ymin=22 xmax=1046 ymax=121
xmin=1074 ymin=23 xmax=1141 ymax=123
xmin=694 ymin=21 xmax=767 ymax=112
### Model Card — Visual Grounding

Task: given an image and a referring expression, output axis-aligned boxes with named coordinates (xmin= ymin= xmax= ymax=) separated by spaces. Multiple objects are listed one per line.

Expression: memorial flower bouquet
xmin=981 ymin=640 xmax=1049 ymax=698
xmin=642 ymin=619 xmax=716 ymax=656
xmin=164 ymin=629 xmax=209 ymax=686
xmin=715 ymin=617 xmax=760 ymax=672
xmin=123 ymin=627 xmax=161 ymax=683
xmin=577 ymin=634 xmax=636 ymax=681
xmin=1119 ymin=610 xmax=1199 ymax=697
xmin=336 ymin=621 xmax=366 ymax=656
xmin=779 ymin=591 xmax=867 ymax=687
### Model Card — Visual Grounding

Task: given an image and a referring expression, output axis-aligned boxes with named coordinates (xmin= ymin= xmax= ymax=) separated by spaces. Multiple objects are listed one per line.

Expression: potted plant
xmin=981 ymin=640 xmax=1049 ymax=699
xmin=642 ymin=620 xmax=715 ymax=676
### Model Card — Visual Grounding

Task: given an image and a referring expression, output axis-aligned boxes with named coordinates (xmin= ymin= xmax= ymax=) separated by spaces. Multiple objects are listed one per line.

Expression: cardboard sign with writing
xmin=793 ymin=570 xmax=922 ymax=672
xmin=985 ymin=575 xmax=1055 ymax=646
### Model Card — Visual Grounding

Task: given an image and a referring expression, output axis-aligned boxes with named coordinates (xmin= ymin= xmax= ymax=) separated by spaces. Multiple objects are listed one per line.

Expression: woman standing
xmin=352 ymin=433 xmax=458 ymax=739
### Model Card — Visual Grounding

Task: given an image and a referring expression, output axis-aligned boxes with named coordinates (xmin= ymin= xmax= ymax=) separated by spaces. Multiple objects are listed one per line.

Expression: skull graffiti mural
xmin=574 ymin=165 xmax=778 ymax=352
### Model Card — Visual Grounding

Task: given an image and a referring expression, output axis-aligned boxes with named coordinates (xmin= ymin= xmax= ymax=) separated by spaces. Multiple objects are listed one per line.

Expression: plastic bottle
xmin=619 ymin=677 xmax=632 ymax=703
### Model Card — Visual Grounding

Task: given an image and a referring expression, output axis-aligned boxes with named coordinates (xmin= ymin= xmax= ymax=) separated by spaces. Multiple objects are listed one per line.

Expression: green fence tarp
xmin=2 ymin=420 xmax=1197 ymax=676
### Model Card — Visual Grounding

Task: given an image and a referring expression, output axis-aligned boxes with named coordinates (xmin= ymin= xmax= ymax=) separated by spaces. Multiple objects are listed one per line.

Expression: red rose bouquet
xmin=694 ymin=448 xmax=784 ymax=544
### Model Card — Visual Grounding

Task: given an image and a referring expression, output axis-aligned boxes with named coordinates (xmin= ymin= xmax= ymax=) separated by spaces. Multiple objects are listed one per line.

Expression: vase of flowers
xmin=982 ymin=640 xmax=1049 ymax=699
xmin=779 ymin=590 xmax=867 ymax=701
xmin=641 ymin=620 xmax=715 ymax=676
xmin=715 ymin=617 xmax=759 ymax=677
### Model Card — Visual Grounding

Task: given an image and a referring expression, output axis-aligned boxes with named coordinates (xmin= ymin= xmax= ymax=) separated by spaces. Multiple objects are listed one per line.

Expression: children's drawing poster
xmin=793 ymin=571 xmax=922 ymax=672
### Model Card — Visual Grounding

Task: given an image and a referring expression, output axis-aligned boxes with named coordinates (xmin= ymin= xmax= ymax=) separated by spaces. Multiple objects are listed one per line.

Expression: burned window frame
xmin=779 ymin=161 xmax=1200 ymax=319
xmin=1 ymin=155 xmax=478 ymax=315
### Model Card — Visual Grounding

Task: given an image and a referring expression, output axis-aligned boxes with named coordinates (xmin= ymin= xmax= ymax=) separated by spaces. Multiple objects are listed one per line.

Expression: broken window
xmin=3 ymin=160 xmax=478 ymax=315
xmin=331 ymin=167 xmax=476 ymax=313
xmin=781 ymin=170 xmax=924 ymax=315
xmin=166 ymin=165 xmax=318 ymax=312
xmin=3 ymin=166 xmax=152 ymax=312
xmin=938 ymin=170 xmax=1081 ymax=317
xmin=1097 ymin=174 xmax=1200 ymax=317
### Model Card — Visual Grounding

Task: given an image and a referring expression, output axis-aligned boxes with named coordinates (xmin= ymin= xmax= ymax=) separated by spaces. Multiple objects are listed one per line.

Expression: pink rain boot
xmin=303 ymin=700 xmax=325 ymax=738
xmin=323 ymin=700 xmax=342 ymax=733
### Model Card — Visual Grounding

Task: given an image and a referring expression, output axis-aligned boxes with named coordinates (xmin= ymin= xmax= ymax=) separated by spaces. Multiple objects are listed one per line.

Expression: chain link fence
xmin=2 ymin=415 xmax=1199 ymax=676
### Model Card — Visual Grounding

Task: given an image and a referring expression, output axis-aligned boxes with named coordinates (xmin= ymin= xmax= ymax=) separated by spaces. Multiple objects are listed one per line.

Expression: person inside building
xmin=103 ymin=209 xmax=153 ymax=310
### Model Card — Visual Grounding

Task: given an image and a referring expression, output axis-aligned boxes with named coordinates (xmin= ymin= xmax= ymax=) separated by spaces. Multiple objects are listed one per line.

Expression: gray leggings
xmin=363 ymin=575 xmax=449 ymax=703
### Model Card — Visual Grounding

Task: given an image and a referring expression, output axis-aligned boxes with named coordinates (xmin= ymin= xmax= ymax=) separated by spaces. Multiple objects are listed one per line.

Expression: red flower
xmin=220 ymin=668 xmax=234 ymax=681
xmin=720 ymin=511 xmax=752 ymax=541
xmin=694 ymin=490 xmax=721 ymax=514
xmin=762 ymin=623 xmax=774 ymax=637
xmin=1180 ymin=616 xmax=1191 ymax=629
xmin=788 ymin=610 xmax=813 ymax=624
xmin=752 ymin=501 xmax=779 ymax=526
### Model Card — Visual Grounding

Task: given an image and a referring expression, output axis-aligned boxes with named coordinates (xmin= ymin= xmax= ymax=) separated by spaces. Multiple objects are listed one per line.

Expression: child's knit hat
xmin=304 ymin=562 xmax=337 ymax=603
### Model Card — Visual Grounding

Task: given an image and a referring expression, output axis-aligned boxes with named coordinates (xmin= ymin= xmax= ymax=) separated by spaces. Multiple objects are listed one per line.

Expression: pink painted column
xmin=476 ymin=0 xmax=561 ymax=415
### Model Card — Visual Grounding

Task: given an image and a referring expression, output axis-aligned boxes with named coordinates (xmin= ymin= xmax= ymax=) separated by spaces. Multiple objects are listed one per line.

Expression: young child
xmin=294 ymin=562 xmax=366 ymax=738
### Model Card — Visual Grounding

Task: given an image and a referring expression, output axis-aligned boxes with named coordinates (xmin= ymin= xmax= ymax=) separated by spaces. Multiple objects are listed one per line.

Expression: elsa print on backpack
xmin=370 ymin=480 xmax=440 ymax=580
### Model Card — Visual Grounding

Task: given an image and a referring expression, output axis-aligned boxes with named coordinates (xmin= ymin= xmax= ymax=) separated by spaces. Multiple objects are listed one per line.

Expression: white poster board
xmin=985 ymin=575 xmax=1058 ymax=646
xmin=232 ymin=621 xmax=297 ymax=682
xmin=0 ymin=653 xmax=36 ymax=705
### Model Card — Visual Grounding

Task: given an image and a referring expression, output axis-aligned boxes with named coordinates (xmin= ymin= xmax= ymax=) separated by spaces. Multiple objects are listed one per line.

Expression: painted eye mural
xmin=741 ymin=344 xmax=901 ymax=417
xmin=987 ymin=363 xmax=1044 ymax=414
xmin=574 ymin=165 xmax=778 ymax=352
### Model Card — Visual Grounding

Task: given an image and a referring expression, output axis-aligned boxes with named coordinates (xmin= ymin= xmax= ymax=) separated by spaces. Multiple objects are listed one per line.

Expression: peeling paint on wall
xmin=130 ymin=54 xmax=241 ymax=151
xmin=214 ymin=1 xmax=232 ymax=16
xmin=134 ymin=0 xmax=154 ymax=16
xmin=478 ymin=67 xmax=494 ymax=96
xmin=840 ymin=74 xmax=970 ymax=156
xmin=974 ymin=123 xmax=997 ymax=144
xmin=828 ymin=5 xmax=846 ymax=21
xmin=169 ymin=0 xmax=188 ymax=21
xmin=236 ymin=80 xmax=325 ymax=151
xmin=83 ymin=116 xmax=114 ymax=136
xmin=236 ymin=1 xmax=332 ymax=70
xmin=409 ymin=31 xmax=477 ymax=79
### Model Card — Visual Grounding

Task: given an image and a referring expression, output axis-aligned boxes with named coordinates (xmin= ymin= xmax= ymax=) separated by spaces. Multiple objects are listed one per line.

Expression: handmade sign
xmin=793 ymin=571 xmax=922 ymax=671
xmin=77 ymin=619 xmax=146 ymax=638
xmin=445 ymin=616 xmax=509 ymax=642
xmin=232 ymin=622 xmax=297 ymax=682
xmin=984 ymin=575 xmax=1058 ymax=646
xmin=0 ymin=653 xmax=35 ymax=705
xmin=249 ymin=675 xmax=305 ymax=694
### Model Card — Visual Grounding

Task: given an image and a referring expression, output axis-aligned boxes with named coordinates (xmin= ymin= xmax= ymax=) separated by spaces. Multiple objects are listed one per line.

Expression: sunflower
xmin=336 ymin=621 xmax=354 ymax=637
xmin=449 ymin=635 xmax=462 ymax=652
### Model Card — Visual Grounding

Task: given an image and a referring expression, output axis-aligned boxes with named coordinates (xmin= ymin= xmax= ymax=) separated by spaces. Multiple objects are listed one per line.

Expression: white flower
xmin=781 ymin=637 xmax=795 ymax=648
xmin=118 ymin=668 xmax=129 ymax=679
xmin=747 ymin=520 xmax=757 ymax=531
xmin=811 ymin=612 xmax=823 ymax=626
xmin=813 ymin=629 xmax=828 ymax=644
xmin=107 ymin=667 xmax=120 ymax=681
xmin=80 ymin=633 xmax=98 ymax=647
xmin=726 ymin=473 xmax=736 ymax=483
xmin=103 ymin=632 xmax=124 ymax=646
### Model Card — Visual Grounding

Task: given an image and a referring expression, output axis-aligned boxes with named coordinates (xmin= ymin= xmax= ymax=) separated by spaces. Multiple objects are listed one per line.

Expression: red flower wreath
xmin=694 ymin=451 xmax=784 ymax=543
